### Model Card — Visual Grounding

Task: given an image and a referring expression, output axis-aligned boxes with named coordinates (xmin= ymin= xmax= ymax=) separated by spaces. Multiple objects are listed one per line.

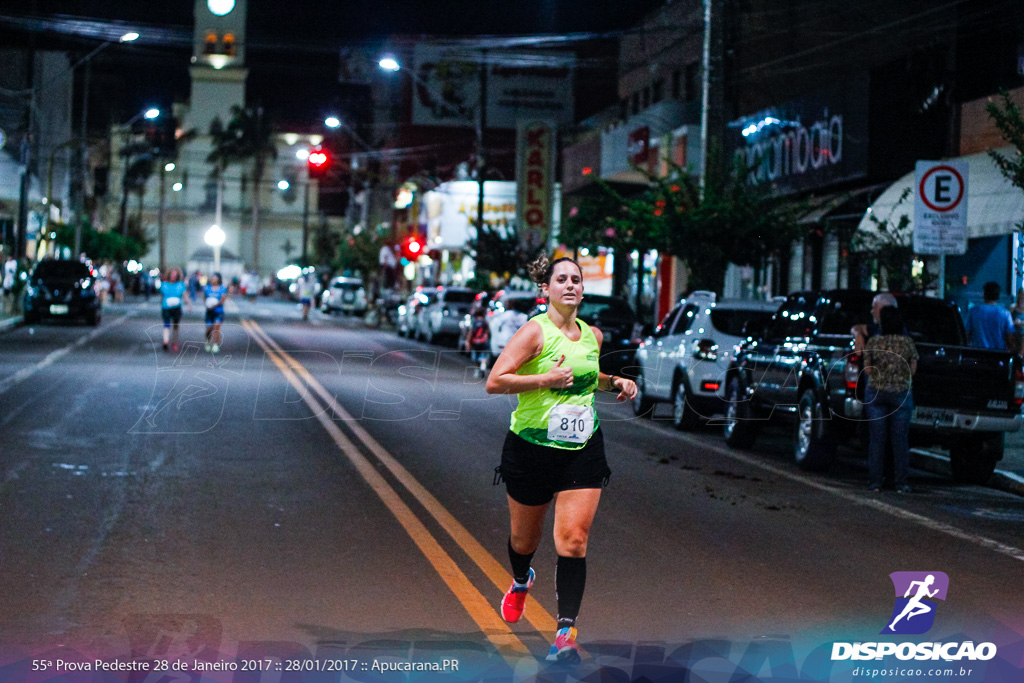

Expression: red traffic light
xmin=308 ymin=146 xmax=330 ymax=178
xmin=402 ymin=236 xmax=424 ymax=259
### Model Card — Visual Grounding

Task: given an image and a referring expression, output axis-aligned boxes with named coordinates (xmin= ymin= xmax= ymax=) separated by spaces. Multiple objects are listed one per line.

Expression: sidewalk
xmin=911 ymin=429 xmax=1024 ymax=497
xmin=0 ymin=307 xmax=21 ymax=333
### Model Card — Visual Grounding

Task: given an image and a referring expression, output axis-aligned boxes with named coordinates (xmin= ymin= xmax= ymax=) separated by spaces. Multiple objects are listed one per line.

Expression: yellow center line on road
xmin=243 ymin=319 xmax=559 ymax=637
xmin=240 ymin=320 xmax=532 ymax=664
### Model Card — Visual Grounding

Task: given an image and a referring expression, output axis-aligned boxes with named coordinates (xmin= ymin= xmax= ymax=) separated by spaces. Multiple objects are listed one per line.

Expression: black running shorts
xmin=498 ymin=428 xmax=610 ymax=506
xmin=161 ymin=306 xmax=182 ymax=327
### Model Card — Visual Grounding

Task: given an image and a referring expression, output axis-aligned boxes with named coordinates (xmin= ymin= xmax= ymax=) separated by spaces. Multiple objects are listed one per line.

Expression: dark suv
xmin=23 ymin=259 xmax=101 ymax=326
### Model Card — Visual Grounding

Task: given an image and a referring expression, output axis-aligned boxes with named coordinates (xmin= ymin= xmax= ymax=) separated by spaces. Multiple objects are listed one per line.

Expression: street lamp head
xmin=278 ymin=180 xmax=290 ymax=191
xmin=164 ymin=162 xmax=175 ymax=172
xmin=144 ymin=108 xmax=160 ymax=120
xmin=172 ymin=182 xmax=183 ymax=192
xmin=119 ymin=32 xmax=140 ymax=43
xmin=378 ymin=56 xmax=401 ymax=72
xmin=325 ymin=116 xmax=341 ymax=129
xmin=205 ymin=224 xmax=226 ymax=247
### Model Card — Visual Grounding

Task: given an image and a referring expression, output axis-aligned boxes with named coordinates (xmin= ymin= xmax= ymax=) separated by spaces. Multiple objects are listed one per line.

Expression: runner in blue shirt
xmin=161 ymin=268 xmax=187 ymax=352
xmin=204 ymin=272 xmax=228 ymax=354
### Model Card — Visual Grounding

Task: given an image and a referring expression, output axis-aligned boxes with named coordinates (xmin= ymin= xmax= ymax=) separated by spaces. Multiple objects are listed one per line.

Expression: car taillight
xmin=1014 ymin=364 xmax=1024 ymax=409
xmin=845 ymin=353 xmax=861 ymax=390
xmin=694 ymin=339 xmax=718 ymax=361
xmin=702 ymin=381 xmax=721 ymax=392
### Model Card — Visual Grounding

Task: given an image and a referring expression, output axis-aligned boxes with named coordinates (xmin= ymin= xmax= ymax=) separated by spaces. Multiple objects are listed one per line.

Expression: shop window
xmin=685 ymin=61 xmax=700 ymax=102
xmin=652 ymin=78 xmax=664 ymax=104
xmin=223 ymin=33 xmax=236 ymax=56
xmin=671 ymin=70 xmax=682 ymax=99
xmin=204 ymin=31 xmax=218 ymax=55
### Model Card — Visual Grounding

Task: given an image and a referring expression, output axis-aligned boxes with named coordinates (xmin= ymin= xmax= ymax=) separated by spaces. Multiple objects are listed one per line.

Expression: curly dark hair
xmin=527 ymin=254 xmax=582 ymax=286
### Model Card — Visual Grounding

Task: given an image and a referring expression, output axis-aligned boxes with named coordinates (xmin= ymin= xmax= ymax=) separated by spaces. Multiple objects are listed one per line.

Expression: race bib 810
xmin=547 ymin=404 xmax=595 ymax=444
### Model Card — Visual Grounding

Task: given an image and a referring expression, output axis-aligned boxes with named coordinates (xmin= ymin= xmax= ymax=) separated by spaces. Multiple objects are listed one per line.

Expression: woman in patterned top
xmin=864 ymin=305 xmax=919 ymax=493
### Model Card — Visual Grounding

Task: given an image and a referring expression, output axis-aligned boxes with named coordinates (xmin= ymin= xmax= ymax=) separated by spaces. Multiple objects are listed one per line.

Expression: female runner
xmin=485 ymin=255 xmax=637 ymax=663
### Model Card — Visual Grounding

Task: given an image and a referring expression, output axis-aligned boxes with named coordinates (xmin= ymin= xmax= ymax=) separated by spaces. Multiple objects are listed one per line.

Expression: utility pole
xmin=700 ymin=0 xmax=726 ymax=185
xmin=476 ymin=49 xmax=488 ymax=243
xmin=16 ymin=48 xmax=37 ymax=262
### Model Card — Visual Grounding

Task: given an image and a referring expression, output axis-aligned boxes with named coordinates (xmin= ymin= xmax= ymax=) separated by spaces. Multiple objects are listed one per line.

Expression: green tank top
xmin=510 ymin=313 xmax=601 ymax=450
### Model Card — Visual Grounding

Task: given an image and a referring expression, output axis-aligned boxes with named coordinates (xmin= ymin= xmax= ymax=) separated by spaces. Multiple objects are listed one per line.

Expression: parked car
xmin=417 ymin=287 xmax=480 ymax=344
xmin=632 ymin=291 xmax=781 ymax=429
xmin=321 ymin=276 xmax=368 ymax=316
xmin=486 ymin=290 xmax=541 ymax=361
xmin=23 ymin=259 xmax=101 ymax=326
xmin=397 ymin=290 xmax=434 ymax=338
xmin=723 ymin=289 xmax=1023 ymax=484
xmin=531 ymin=294 xmax=644 ymax=375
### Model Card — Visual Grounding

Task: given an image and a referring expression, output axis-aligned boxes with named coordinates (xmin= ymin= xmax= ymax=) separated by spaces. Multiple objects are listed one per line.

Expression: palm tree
xmin=207 ymin=105 xmax=277 ymax=272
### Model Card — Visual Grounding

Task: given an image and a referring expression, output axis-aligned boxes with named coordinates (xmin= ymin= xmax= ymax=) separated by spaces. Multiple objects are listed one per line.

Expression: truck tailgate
xmin=914 ymin=343 xmax=1020 ymax=415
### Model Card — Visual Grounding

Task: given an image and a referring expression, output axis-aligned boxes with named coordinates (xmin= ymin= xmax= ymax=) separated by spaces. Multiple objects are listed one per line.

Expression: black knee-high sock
xmin=555 ymin=555 xmax=587 ymax=628
xmin=508 ymin=538 xmax=535 ymax=584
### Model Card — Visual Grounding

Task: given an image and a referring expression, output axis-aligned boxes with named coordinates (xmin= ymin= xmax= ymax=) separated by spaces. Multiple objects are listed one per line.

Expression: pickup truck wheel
xmin=795 ymin=388 xmax=837 ymax=472
xmin=949 ymin=435 xmax=1002 ymax=485
xmin=632 ymin=370 xmax=655 ymax=417
xmin=723 ymin=377 xmax=758 ymax=449
xmin=672 ymin=379 xmax=701 ymax=431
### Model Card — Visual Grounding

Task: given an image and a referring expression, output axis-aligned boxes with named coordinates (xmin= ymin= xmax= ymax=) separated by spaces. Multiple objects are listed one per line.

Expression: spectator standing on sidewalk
xmin=2 ymin=255 xmax=16 ymax=311
xmin=966 ymin=282 xmax=1015 ymax=351
xmin=865 ymin=305 xmax=918 ymax=493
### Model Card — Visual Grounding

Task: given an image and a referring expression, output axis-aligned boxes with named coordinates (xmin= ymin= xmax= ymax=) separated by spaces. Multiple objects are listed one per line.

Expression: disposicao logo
xmin=882 ymin=571 xmax=949 ymax=635
xmin=831 ymin=571 xmax=997 ymax=663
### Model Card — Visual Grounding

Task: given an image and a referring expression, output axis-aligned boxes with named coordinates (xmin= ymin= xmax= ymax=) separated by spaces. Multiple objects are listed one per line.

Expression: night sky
xmin=0 ymin=0 xmax=665 ymax=131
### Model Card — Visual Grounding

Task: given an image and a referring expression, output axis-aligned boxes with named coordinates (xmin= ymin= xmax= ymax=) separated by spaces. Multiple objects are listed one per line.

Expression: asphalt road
xmin=1 ymin=297 xmax=1022 ymax=681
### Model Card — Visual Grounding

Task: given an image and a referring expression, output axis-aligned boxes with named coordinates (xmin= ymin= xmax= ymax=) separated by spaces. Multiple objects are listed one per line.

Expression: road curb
xmin=0 ymin=315 xmax=22 ymax=334
xmin=911 ymin=448 xmax=1024 ymax=498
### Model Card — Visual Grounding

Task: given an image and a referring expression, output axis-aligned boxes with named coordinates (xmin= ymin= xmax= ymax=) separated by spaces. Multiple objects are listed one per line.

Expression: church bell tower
xmin=186 ymin=0 xmax=248 ymax=135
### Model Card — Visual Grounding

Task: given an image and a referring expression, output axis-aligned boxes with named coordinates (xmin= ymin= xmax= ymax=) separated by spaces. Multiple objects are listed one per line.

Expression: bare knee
xmin=554 ymin=528 xmax=589 ymax=557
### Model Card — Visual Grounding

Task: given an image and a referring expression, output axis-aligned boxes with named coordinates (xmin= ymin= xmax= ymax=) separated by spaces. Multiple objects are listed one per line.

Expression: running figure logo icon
xmin=882 ymin=571 xmax=950 ymax=635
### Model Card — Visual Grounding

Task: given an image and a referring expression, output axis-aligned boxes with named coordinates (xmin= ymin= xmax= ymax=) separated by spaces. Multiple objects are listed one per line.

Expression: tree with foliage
xmin=55 ymin=219 xmax=148 ymax=263
xmin=208 ymin=105 xmax=277 ymax=271
xmin=562 ymin=146 xmax=802 ymax=297
xmin=986 ymin=89 xmax=1024 ymax=231
xmin=850 ymin=187 xmax=937 ymax=292
xmin=465 ymin=218 xmax=545 ymax=285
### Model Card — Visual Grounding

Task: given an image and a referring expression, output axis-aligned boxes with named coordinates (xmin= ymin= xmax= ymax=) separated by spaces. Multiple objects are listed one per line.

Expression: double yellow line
xmin=241 ymin=319 xmax=558 ymax=663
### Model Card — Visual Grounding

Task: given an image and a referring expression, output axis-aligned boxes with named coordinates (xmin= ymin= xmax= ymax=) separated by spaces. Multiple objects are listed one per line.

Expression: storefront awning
xmin=856 ymin=146 xmax=1024 ymax=240
xmin=797 ymin=185 xmax=882 ymax=224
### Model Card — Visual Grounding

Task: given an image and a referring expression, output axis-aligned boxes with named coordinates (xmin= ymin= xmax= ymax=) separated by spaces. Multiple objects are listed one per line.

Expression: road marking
xmin=0 ymin=315 xmax=130 ymax=397
xmin=245 ymin=320 xmax=559 ymax=636
xmin=632 ymin=418 xmax=1024 ymax=564
xmin=241 ymin=320 xmax=534 ymax=663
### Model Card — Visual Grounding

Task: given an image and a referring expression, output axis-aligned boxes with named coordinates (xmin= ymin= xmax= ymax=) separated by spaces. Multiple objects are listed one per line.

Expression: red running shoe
xmin=500 ymin=567 xmax=534 ymax=623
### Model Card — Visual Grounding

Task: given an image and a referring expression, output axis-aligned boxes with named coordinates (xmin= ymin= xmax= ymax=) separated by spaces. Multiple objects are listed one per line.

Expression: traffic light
xmin=402 ymin=235 xmax=425 ymax=260
xmin=308 ymin=145 xmax=330 ymax=179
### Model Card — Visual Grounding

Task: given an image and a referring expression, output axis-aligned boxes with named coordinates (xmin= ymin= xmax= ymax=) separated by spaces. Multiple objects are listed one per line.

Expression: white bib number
xmin=547 ymin=404 xmax=595 ymax=444
xmin=165 ymin=296 xmax=181 ymax=307
xmin=206 ymin=296 xmax=220 ymax=309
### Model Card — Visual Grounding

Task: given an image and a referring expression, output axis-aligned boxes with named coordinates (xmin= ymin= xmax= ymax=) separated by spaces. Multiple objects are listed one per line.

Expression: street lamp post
xmin=377 ymin=55 xmax=486 ymax=245
xmin=205 ymin=224 xmax=225 ymax=274
xmin=118 ymin=107 xmax=160 ymax=236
